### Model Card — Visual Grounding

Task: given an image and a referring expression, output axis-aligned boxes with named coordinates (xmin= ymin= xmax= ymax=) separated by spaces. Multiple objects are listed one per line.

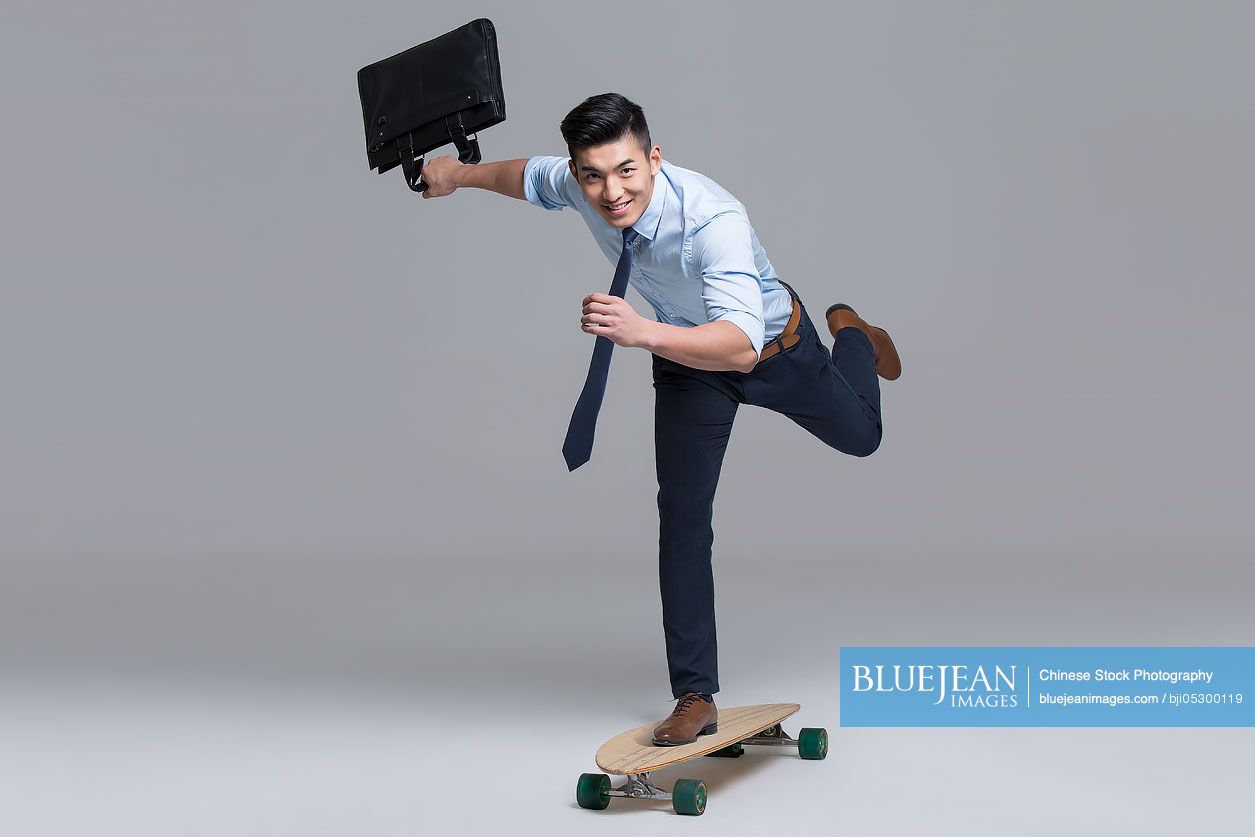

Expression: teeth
xmin=607 ymin=201 xmax=629 ymax=210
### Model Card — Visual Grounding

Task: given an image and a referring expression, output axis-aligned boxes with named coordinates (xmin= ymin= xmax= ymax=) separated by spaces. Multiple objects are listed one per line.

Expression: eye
xmin=622 ymin=168 xmax=635 ymax=175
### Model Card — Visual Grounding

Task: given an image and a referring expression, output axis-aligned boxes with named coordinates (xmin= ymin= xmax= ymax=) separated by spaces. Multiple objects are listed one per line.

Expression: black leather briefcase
xmin=357 ymin=18 xmax=506 ymax=193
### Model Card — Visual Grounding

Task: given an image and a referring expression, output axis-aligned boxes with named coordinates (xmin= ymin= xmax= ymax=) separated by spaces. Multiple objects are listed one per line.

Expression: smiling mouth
xmin=605 ymin=199 xmax=631 ymax=212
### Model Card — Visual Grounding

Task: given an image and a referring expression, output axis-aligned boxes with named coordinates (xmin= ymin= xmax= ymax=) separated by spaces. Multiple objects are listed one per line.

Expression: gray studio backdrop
xmin=3 ymin=2 xmax=1253 ymax=835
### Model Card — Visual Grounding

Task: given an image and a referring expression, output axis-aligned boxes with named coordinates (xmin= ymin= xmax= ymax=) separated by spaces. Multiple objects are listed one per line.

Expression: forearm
xmin=454 ymin=158 xmax=528 ymax=200
xmin=641 ymin=320 xmax=758 ymax=373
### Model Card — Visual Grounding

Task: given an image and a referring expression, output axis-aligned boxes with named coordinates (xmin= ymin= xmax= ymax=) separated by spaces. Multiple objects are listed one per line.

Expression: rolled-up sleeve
xmin=690 ymin=212 xmax=765 ymax=356
xmin=523 ymin=155 xmax=574 ymax=211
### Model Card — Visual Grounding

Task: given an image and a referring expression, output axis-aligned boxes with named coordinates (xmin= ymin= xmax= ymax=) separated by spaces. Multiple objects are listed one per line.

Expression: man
xmin=420 ymin=93 xmax=900 ymax=745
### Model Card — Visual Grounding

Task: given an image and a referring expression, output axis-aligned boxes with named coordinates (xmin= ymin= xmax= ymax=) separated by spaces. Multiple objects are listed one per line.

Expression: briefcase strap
xmin=396 ymin=113 xmax=483 ymax=193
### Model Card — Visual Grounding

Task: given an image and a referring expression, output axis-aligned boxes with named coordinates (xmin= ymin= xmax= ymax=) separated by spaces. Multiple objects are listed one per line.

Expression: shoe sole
xmin=871 ymin=326 xmax=902 ymax=381
xmin=651 ymin=722 xmax=718 ymax=747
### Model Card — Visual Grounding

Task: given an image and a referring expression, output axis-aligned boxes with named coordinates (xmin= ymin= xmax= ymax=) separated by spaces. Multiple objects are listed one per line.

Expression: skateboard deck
xmin=597 ymin=703 xmax=800 ymax=774
xmin=577 ymin=702 xmax=827 ymax=816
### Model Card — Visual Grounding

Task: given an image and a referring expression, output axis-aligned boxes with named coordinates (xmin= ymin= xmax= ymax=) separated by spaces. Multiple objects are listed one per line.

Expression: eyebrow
xmin=577 ymin=158 xmax=637 ymax=174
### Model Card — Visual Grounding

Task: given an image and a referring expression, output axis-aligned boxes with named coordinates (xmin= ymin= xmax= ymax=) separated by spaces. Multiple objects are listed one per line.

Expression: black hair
xmin=559 ymin=93 xmax=652 ymax=159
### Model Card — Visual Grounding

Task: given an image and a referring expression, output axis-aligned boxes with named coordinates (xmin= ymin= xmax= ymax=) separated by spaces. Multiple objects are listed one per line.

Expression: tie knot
xmin=622 ymin=227 xmax=639 ymax=246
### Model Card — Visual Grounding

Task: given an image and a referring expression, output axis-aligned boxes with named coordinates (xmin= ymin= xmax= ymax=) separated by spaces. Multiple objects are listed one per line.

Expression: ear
xmin=650 ymin=145 xmax=662 ymax=175
xmin=568 ymin=158 xmax=578 ymax=179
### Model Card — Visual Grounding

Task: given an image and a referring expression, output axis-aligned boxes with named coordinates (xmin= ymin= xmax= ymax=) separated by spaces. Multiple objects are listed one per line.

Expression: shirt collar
xmin=630 ymin=165 xmax=668 ymax=242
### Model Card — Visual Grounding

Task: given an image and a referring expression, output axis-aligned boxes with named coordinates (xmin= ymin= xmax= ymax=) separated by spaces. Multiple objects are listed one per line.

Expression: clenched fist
xmin=420 ymin=155 xmax=465 ymax=198
xmin=580 ymin=293 xmax=651 ymax=349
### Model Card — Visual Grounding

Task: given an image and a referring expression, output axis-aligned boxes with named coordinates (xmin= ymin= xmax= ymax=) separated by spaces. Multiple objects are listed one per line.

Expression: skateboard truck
xmin=606 ymin=772 xmax=669 ymax=802
xmin=578 ymin=771 xmax=707 ymax=816
xmin=707 ymin=722 xmax=801 ymax=757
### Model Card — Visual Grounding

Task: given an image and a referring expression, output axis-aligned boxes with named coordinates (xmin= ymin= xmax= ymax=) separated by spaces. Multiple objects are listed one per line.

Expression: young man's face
xmin=568 ymin=137 xmax=663 ymax=229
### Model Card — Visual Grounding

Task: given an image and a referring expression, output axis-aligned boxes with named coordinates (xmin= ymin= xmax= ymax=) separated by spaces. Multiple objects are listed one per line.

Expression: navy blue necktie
xmin=562 ymin=227 xmax=639 ymax=471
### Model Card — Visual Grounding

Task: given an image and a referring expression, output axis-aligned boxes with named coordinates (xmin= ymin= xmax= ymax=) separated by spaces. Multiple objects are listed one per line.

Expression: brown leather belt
xmin=755 ymin=281 xmax=801 ymax=364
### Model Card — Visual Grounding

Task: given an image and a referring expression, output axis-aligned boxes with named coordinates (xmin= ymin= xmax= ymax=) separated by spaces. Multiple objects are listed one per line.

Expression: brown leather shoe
xmin=825 ymin=303 xmax=902 ymax=381
xmin=651 ymin=693 xmax=718 ymax=746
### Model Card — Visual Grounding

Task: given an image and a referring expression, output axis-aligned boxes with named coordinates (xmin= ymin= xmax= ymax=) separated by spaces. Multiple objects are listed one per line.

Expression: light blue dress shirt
xmin=522 ymin=155 xmax=792 ymax=357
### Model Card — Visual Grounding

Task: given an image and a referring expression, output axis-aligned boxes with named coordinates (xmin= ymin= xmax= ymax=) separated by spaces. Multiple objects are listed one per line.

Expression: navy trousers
xmin=651 ymin=282 xmax=883 ymax=698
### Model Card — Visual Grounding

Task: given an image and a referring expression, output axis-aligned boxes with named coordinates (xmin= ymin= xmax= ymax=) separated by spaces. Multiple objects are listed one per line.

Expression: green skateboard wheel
xmin=798 ymin=727 xmax=828 ymax=760
xmin=576 ymin=772 xmax=610 ymax=810
xmin=672 ymin=778 xmax=707 ymax=816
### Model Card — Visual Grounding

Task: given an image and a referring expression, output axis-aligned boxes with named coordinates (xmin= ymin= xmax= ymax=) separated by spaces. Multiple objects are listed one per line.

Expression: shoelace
xmin=670 ymin=693 xmax=705 ymax=714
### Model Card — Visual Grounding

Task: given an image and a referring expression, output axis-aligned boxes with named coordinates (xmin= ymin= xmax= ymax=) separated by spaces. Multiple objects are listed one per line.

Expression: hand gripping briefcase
xmin=357 ymin=18 xmax=506 ymax=193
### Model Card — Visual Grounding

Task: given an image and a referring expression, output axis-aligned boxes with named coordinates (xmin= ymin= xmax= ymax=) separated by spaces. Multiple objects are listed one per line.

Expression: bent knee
xmin=849 ymin=425 xmax=882 ymax=458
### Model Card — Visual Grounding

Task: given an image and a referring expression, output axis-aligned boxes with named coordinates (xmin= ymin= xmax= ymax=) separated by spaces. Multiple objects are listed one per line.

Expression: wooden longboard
xmin=596 ymin=703 xmax=800 ymax=775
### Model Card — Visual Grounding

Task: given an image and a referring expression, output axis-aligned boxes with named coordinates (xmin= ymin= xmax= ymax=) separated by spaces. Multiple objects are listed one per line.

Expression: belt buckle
xmin=754 ymin=289 xmax=800 ymax=368
xmin=757 ymin=335 xmax=783 ymax=366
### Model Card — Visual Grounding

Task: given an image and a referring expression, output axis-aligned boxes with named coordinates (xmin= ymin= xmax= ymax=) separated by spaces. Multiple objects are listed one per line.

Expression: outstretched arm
xmin=420 ymin=156 xmax=527 ymax=200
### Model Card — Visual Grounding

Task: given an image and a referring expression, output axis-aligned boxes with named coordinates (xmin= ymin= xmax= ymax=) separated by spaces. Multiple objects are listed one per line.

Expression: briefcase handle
xmin=394 ymin=112 xmax=483 ymax=193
